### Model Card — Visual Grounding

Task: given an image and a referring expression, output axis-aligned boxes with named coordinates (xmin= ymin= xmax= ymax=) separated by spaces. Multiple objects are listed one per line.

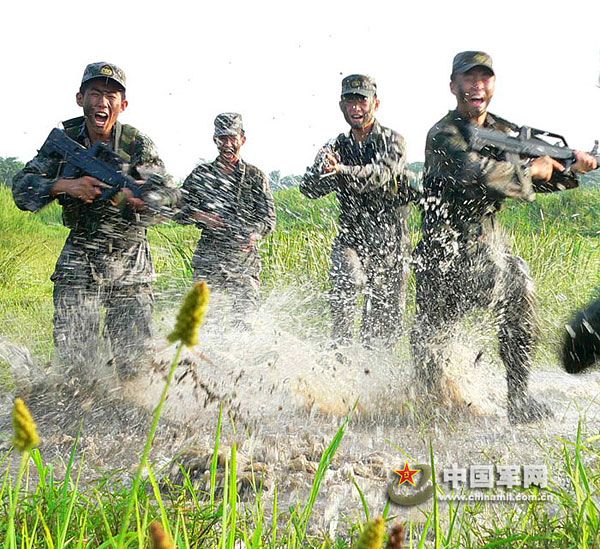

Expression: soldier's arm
xmin=337 ymin=131 xmax=411 ymax=197
xmin=428 ymin=125 xmax=535 ymax=201
xmin=299 ymin=145 xmax=340 ymax=199
xmin=249 ymin=171 xmax=276 ymax=238
xmin=172 ymin=169 xmax=204 ymax=226
xmin=12 ymin=148 xmax=65 ymax=212
xmin=530 ymin=159 xmax=579 ymax=193
xmin=125 ymin=132 xmax=180 ymax=219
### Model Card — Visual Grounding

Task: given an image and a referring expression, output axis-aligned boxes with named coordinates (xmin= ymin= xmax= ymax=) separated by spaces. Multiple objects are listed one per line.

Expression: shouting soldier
xmin=175 ymin=113 xmax=275 ymax=326
xmin=412 ymin=51 xmax=597 ymax=423
xmin=300 ymin=74 xmax=419 ymax=349
xmin=12 ymin=62 xmax=178 ymax=380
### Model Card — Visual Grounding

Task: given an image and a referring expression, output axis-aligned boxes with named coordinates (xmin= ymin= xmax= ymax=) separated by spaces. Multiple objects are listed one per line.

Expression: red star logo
xmin=393 ymin=462 xmax=421 ymax=487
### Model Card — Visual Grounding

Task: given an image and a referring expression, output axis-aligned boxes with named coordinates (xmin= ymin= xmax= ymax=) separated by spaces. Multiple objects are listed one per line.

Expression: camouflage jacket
xmin=300 ymin=121 xmax=418 ymax=253
xmin=418 ymin=110 xmax=578 ymax=263
xmin=12 ymin=117 xmax=175 ymax=285
xmin=175 ymin=159 xmax=276 ymax=250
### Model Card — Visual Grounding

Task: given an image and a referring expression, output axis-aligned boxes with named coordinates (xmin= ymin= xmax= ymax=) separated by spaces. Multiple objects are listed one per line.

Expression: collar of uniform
xmin=212 ymin=157 xmax=245 ymax=176
xmin=66 ymin=117 xmax=121 ymax=149
xmin=449 ymin=109 xmax=496 ymax=128
xmin=346 ymin=119 xmax=382 ymax=146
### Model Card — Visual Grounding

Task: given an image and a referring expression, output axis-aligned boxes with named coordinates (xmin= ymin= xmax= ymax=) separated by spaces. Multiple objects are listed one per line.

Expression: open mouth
xmin=467 ymin=96 xmax=485 ymax=108
xmin=94 ymin=112 xmax=109 ymax=127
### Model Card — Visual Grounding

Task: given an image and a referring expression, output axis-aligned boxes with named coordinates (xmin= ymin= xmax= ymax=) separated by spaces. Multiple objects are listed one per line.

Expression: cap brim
xmin=214 ymin=130 xmax=241 ymax=137
xmin=454 ymin=63 xmax=495 ymax=76
xmin=341 ymin=90 xmax=375 ymax=98
xmin=81 ymin=75 xmax=126 ymax=90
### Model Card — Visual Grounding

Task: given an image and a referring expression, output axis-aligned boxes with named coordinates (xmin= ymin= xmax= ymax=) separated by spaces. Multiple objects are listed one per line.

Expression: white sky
xmin=2 ymin=0 xmax=599 ymax=180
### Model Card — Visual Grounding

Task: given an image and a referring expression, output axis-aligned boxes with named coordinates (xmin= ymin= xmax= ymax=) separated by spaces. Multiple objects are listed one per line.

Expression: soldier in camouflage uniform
xmin=300 ymin=75 xmax=419 ymax=348
xmin=412 ymin=51 xmax=597 ymax=423
xmin=175 ymin=113 xmax=275 ymax=322
xmin=12 ymin=62 xmax=178 ymax=380
xmin=561 ymin=71 xmax=600 ymax=373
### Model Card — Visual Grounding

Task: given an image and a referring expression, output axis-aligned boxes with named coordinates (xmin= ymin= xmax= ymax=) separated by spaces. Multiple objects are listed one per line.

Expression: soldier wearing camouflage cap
xmin=300 ymin=74 xmax=419 ymax=349
xmin=12 ymin=61 xmax=178 ymax=381
xmin=411 ymin=51 xmax=597 ymax=423
xmin=175 ymin=113 xmax=275 ymax=326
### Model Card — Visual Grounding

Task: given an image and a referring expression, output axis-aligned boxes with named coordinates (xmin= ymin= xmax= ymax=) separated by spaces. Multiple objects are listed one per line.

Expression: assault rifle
xmin=465 ymin=125 xmax=600 ymax=174
xmin=39 ymin=128 xmax=144 ymax=200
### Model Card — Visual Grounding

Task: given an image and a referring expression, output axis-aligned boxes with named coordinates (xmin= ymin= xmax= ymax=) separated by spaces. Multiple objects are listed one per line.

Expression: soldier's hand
xmin=240 ymin=232 xmax=260 ymax=252
xmin=530 ymin=156 xmax=564 ymax=182
xmin=571 ymin=151 xmax=598 ymax=174
xmin=319 ymin=149 xmax=340 ymax=174
xmin=51 ymin=176 xmax=110 ymax=203
xmin=117 ymin=187 xmax=147 ymax=211
xmin=193 ymin=211 xmax=225 ymax=229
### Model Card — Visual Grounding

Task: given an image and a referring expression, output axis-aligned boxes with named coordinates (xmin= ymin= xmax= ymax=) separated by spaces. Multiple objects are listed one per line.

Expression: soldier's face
xmin=450 ymin=67 xmax=495 ymax=120
xmin=76 ymin=79 xmax=127 ymax=140
xmin=339 ymin=94 xmax=379 ymax=129
xmin=214 ymin=133 xmax=246 ymax=164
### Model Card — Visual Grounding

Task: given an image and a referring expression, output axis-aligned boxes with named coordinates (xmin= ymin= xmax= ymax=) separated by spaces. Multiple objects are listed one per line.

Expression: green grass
xmin=2 ymin=405 xmax=599 ymax=547
xmin=1 ymin=184 xmax=598 ymax=362
xmin=1 ymin=182 xmax=600 ymax=546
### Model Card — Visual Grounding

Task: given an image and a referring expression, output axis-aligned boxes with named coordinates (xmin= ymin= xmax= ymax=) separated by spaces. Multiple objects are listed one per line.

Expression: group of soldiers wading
xmin=12 ymin=52 xmax=599 ymax=425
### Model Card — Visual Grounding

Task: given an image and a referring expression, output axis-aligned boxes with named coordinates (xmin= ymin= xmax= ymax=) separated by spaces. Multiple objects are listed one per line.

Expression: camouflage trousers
xmin=329 ymin=240 xmax=410 ymax=347
xmin=192 ymin=244 xmax=261 ymax=320
xmin=411 ymin=243 xmax=536 ymax=404
xmin=53 ymin=279 xmax=154 ymax=381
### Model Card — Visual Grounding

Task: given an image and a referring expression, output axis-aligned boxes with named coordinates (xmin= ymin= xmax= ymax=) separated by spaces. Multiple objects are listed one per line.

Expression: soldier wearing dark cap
xmin=300 ymin=74 xmax=419 ymax=348
xmin=175 ymin=113 xmax=275 ymax=322
xmin=412 ymin=51 xmax=597 ymax=423
xmin=12 ymin=61 xmax=178 ymax=380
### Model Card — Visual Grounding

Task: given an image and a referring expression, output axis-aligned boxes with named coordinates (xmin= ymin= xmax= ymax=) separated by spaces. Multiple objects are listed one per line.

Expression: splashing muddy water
xmin=1 ymin=287 xmax=599 ymax=534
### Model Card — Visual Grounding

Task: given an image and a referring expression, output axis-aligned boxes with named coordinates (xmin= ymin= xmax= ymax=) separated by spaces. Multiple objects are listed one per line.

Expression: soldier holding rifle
xmin=412 ymin=51 xmax=597 ymax=423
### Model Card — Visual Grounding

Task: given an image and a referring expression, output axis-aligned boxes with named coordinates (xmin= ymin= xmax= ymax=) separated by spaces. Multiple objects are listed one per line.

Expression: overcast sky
xmin=2 ymin=0 xmax=599 ymax=180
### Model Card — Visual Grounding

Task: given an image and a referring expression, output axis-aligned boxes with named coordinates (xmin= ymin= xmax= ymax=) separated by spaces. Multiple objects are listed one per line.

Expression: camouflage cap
xmin=81 ymin=62 xmax=126 ymax=90
xmin=214 ymin=112 xmax=244 ymax=136
xmin=341 ymin=74 xmax=377 ymax=98
xmin=451 ymin=51 xmax=494 ymax=76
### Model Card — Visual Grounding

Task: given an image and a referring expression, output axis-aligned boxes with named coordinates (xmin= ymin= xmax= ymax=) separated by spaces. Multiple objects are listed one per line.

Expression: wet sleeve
xmin=428 ymin=125 xmax=535 ymax=201
xmin=299 ymin=146 xmax=340 ymax=198
xmin=250 ymin=171 xmax=276 ymax=237
xmin=531 ymin=168 xmax=579 ymax=193
xmin=172 ymin=170 xmax=204 ymax=226
xmin=126 ymin=133 xmax=181 ymax=223
xmin=337 ymin=132 xmax=409 ymax=197
xmin=11 ymin=145 xmax=63 ymax=212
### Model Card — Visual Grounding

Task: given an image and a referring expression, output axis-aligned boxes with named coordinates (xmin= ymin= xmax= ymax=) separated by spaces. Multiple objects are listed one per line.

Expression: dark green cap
xmin=341 ymin=74 xmax=377 ymax=98
xmin=451 ymin=51 xmax=494 ymax=76
xmin=214 ymin=112 xmax=244 ymax=136
xmin=81 ymin=61 xmax=126 ymax=90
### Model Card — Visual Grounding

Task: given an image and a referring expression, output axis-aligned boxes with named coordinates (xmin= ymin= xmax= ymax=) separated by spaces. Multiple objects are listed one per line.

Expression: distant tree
xmin=269 ymin=170 xmax=281 ymax=187
xmin=408 ymin=161 xmax=424 ymax=172
xmin=0 ymin=157 xmax=24 ymax=187
xmin=279 ymin=174 xmax=302 ymax=189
